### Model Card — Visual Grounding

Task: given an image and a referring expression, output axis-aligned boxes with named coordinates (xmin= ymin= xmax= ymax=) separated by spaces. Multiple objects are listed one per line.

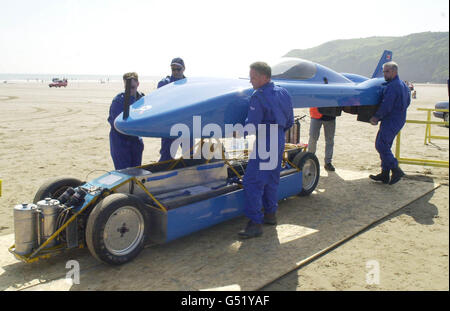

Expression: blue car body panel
xmin=70 ymin=168 xmax=303 ymax=244
xmin=115 ymin=52 xmax=392 ymax=138
xmin=341 ymin=73 xmax=369 ymax=83
xmin=165 ymin=171 xmax=302 ymax=242
xmin=70 ymin=171 xmax=133 ymax=213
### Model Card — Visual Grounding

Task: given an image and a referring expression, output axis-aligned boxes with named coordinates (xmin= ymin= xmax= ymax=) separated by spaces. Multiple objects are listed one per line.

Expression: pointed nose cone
xmin=114 ymin=77 xmax=253 ymax=138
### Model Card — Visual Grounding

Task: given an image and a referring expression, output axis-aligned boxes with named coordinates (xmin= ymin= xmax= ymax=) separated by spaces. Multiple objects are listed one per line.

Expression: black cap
xmin=171 ymin=57 xmax=185 ymax=68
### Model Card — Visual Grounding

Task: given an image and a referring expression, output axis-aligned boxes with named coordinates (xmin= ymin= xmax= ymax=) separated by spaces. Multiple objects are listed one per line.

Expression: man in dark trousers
xmin=369 ymin=61 xmax=410 ymax=185
xmin=157 ymin=57 xmax=186 ymax=162
xmin=239 ymin=62 xmax=294 ymax=239
xmin=108 ymin=72 xmax=145 ymax=170
xmin=308 ymin=107 xmax=336 ymax=171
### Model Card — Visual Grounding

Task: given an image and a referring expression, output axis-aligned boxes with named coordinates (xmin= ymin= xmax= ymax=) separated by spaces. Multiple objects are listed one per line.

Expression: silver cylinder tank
xmin=14 ymin=203 xmax=38 ymax=255
xmin=37 ymin=198 xmax=61 ymax=248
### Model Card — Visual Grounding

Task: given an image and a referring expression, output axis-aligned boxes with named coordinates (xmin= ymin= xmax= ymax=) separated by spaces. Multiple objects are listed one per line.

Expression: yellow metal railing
xmin=417 ymin=108 xmax=449 ymax=145
xmin=394 ymin=108 xmax=449 ymax=168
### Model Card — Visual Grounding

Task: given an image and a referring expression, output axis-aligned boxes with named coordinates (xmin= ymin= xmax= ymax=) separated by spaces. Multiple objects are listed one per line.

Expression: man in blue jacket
xmin=369 ymin=61 xmax=410 ymax=185
xmin=239 ymin=62 xmax=294 ymax=239
xmin=108 ymin=72 xmax=145 ymax=170
xmin=157 ymin=58 xmax=186 ymax=162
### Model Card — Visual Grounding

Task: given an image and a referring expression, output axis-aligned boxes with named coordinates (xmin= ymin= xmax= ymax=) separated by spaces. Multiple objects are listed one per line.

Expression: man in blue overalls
xmin=369 ymin=61 xmax=410 ymax=185
xmin=239 ymin=62 xmax=294 ymax=239
xmin=108 ymin=72 xmax=145 ymax=170
xmin=157 ymin=57 xmax=187 ymax=162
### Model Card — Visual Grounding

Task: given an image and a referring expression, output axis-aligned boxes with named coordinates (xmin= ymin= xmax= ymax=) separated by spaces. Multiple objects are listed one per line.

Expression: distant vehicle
xmin=49 ymin=79 xmax=67 ymax=88
xmin=433 ymin=101 xmax=449 ymax=127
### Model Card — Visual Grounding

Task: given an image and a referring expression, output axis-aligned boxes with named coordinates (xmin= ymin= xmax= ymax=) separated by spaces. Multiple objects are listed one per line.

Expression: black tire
xmin=85 ymin=193 xmax=148 ymax=265
xmin=33 ymin=176 xmax=82 ymax=204
xmin=292 ymin=152 xmax=320 ymax=196
xmin=444 ymin=113 xmax=449 ymax=128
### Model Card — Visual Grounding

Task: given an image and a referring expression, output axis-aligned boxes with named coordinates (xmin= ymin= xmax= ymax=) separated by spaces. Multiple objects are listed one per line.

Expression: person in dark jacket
xmin=157 ymin=58 xmax=187 ymax=162
xmin=369 ymin=61 xmax=410 ymax=185
xmin=108 ymin=72 xmax=144 ymax=170
xmin=239 ymin=62 xmax=294 ymax=239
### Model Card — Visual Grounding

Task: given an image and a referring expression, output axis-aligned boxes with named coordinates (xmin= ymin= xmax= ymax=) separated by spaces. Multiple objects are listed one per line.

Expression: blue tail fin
xmin=371 ymin=50 xmax=393 ymax=78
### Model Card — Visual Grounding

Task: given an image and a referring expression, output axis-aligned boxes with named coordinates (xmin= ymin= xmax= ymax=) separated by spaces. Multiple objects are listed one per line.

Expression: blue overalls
xmin=157 ymin=75 xmax=186 ymax=162
xmin=373 ymin=76 xmax=411 ymax=171
xmin=108 ymin=92 xmax=144 ymax=170
xmin=243 ymin=82 xmax=294 ymax=224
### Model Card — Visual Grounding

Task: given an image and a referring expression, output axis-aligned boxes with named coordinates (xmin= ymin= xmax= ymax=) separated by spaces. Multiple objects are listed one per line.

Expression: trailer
xmin=9 ymin=123 xmax=320 ymax=265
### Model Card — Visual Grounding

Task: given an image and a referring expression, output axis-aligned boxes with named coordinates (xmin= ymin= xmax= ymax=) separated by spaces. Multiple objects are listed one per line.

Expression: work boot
xmin=263 ymin=213 xmax=277 ymax=225
xmin=389 ymin=167 xmax=405 ymax=185
xmin=324 ymin=163 xmax=335 ymax=171
xmin=369 ymin=170 xmax=390 ymax=184
xmin=238 ymin=221 xmax=263 ymax=239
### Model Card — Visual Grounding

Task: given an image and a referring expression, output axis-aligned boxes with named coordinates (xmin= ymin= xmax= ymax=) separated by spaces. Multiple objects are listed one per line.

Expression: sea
xmin=0 ymin=73 xmax=160 ymax=83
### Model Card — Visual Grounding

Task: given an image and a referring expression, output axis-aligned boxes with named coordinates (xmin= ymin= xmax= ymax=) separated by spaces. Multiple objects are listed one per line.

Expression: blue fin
xmin=371 ymin=50 xmax=393 ymax=78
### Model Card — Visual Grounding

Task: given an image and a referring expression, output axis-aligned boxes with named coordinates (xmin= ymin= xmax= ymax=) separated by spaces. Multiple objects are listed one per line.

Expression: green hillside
xmin=285 ymin=32 xmax=449 ymax=83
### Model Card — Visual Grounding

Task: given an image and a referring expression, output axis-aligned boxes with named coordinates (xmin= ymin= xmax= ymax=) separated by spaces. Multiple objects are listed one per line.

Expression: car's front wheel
xmin=85 ymin=193 xmax=148 ymax=265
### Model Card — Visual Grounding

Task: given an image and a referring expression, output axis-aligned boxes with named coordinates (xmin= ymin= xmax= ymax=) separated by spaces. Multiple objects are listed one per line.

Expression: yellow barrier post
xmin=395 ymin=131 xmax=401 ymax=160
xmin=417 ymin=108 xmax=449 ymax=144
xmin=394 ymin=112 xmax=449 ymax=168
xmin=426 ymin=110 xmax=431 ymax=144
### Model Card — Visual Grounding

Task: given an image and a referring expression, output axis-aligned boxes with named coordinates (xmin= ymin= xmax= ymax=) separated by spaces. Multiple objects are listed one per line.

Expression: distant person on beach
xmin=157 ymin=58 xmax=187 ymax=162
xmin=107 ymin=72 xmax=145 ymax=170
xmin=369 ymin=61 xmax=410 ymax=185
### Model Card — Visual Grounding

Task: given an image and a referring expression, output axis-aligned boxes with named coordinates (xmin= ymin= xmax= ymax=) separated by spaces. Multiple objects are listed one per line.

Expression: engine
xmin=13 ymin=187 xmax=87 ymax=255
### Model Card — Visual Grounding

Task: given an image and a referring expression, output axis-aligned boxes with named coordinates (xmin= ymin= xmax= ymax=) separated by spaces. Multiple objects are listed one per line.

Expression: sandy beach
xmin=0 ymin=80 xmax=448 ymax=290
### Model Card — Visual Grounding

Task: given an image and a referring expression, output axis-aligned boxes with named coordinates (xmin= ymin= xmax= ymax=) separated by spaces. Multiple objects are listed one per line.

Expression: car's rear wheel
xmin=33 ymin=176 xmax=82 ymax=203
xmin=292 ymin=152 xmax=320 ymax=196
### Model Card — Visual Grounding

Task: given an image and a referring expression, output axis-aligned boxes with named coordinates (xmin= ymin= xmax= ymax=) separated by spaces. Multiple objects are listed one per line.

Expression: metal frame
xmin=395 ymin=108 xmax=449 ymax=168
xmin=417 ymin=108 xmax=449 ymax=145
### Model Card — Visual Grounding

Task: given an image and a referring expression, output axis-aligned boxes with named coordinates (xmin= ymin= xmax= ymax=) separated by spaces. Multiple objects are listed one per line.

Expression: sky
xmin=0 ymin=0 xmax=448 ymax=78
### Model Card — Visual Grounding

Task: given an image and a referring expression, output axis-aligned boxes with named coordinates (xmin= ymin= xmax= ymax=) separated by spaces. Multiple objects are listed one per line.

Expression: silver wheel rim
xmin=103 ymin=206 xmax=145 ymax=256
xmin=302 ymin=158 xmax=318 ymax=191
